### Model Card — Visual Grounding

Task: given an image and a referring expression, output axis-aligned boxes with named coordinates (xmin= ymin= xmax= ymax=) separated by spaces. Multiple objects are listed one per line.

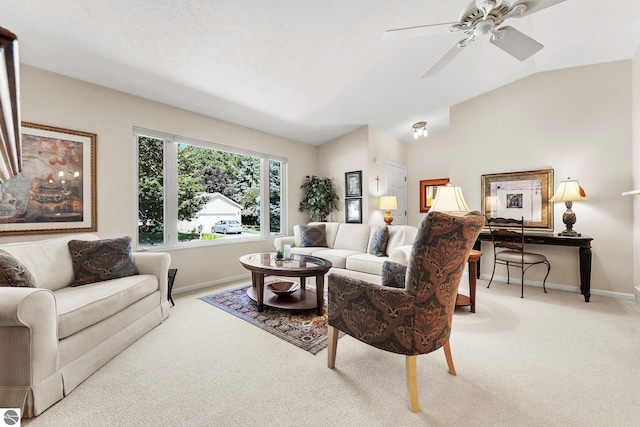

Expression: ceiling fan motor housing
xmin=476 ymin=0 xmax=503 ymax=15
xmin=464 ymin=2 xmax=510 ymax=24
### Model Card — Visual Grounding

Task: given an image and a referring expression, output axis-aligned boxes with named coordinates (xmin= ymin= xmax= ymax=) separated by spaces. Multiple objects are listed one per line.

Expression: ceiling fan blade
xmin=421 ymin=38 xmax=469 ymax=78
xmin=490 ymin=26 xmax=543 ymax=61
xmin=383 ymin=22 xmax=459 ymax=41
xmin=510 ymin=0 xmax=566 ymax=18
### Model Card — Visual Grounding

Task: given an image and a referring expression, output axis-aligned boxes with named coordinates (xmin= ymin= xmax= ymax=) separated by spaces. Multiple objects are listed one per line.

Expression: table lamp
xmin=378 ymin=196 xmax=398 ymax=225
xmin=549 ymin=177 xmax=588 ymax=237
xmin=430 ymin=184 xmax=470 ymax=215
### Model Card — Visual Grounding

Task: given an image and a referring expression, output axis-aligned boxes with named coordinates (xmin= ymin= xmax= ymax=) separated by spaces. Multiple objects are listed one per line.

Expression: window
xmin=135 ymin=128 xmax=286 ymax=248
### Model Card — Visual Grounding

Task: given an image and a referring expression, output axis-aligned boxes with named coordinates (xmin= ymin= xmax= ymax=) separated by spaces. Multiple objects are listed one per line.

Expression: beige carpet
xmin=22 ymin=278 xmax=640 ymax=427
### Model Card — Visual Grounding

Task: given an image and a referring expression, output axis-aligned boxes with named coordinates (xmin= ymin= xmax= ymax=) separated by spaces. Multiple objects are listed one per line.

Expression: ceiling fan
xmin=383 ymin=0 xmax=566 ymax=78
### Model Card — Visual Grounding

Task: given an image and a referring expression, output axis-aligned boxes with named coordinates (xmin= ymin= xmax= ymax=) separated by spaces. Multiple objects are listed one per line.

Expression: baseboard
xmin=172 ymin=273 xmax=250 ymax=295
xmin=176 ymin=273 xmax=638 ymax=302
xmin=479 ymin=274 xmax=635 ymax=301
xmin=589 ymin=288 xmax=635 ymax=301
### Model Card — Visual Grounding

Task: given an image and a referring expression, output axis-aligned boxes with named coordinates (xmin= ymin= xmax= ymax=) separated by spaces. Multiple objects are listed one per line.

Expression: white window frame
xmin=134 ymin=127 xmax=287 ymax=250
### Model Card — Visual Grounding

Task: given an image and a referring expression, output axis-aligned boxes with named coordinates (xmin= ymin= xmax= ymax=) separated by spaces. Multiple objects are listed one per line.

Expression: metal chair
xmin=486 ymin=217 xmax=550 ymax=298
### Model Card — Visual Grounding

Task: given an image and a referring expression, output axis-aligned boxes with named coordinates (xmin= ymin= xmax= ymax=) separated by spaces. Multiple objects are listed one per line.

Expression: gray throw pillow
xmin=369 ymin=226 xmax=389 ymax=257
xmin=68 ymin=236 xmax=138 ymax=286
xmin=0 ymin=249 xmax=37 ymax=287
xmin=299 ymin=224 xmax=328 ymax=247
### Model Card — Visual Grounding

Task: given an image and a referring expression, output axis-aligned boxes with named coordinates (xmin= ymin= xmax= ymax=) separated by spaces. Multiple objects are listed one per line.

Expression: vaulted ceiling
xmin=4 ymin=1 xmax=640 ymax=145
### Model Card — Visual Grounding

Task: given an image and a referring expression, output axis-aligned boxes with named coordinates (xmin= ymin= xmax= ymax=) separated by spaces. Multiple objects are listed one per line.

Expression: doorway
xmin=385 ymin=162 xmax=407 ymax=225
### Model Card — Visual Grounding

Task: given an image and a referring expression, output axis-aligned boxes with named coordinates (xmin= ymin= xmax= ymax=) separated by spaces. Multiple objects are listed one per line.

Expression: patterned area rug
xmin=200 ymin=284 xmax=339 ymax=354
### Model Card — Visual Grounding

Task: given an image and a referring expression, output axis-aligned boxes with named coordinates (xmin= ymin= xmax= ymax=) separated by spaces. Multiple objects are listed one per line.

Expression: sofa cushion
xmin=298 ymin=224 xmax=328 ymax=248
xmin=290 ymin=246 xmax=321 ymax=256
xmin=68 ymin=237 xmax=138 ymax=286
xmin=333 ymin=223 xmax=371 ymax=252
xmin=0 ymin=249 xmax=37 ymax=287
xmin=345 ymin=253 xmax=388 ymax=276
xmin=368 ymin=226 xmax=389 ymax=257
xmin=311 ymin=249 xmax=363 ymax=269
xmin=55 ymin=274 xmax=159 ymax=339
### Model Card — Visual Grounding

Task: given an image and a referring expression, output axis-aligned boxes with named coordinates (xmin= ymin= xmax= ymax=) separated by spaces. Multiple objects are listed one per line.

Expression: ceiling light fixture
xmin=413 ymin=121 xmax=428 ymax=139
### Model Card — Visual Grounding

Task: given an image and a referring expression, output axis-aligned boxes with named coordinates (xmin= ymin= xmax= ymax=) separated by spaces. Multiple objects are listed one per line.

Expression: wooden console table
xmin=473 ymin=231 xmax=593 ymax=302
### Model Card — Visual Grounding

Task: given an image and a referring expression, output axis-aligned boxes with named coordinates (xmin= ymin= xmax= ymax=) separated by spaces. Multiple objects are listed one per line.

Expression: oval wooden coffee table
xmin=239 ymin=253 xmax=332 ymax=316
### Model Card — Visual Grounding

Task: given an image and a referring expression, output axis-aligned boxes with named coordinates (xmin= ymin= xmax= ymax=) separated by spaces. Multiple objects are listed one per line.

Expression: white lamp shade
xmin=430 ymin=185 xmax=470 ymax=214
xmin=550 ymin=179 xmax=588 ymax=202
xmin=378 ymin=196 xmax=398 ymax=210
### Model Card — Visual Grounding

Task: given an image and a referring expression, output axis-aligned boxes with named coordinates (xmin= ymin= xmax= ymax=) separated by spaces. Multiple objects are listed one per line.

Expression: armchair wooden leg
xmin=406 ymin=355 xmax=420 ymax=413
xmin=327 ymin=325 xmax=338 ymax=369
xmin=443 ymin=341 xmax=456 ymax=376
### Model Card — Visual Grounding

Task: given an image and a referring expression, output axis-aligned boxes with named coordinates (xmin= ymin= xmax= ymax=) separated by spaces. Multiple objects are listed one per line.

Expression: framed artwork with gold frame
xmin=0 ymin=122 xmax=97 ymax=235
xmin=481 ymin=169 xmax=554 ymax=231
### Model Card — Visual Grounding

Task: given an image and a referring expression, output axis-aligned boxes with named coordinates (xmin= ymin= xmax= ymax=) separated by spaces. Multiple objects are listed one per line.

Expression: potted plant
xmin=298 ymin=175 xmax=339 ymax=222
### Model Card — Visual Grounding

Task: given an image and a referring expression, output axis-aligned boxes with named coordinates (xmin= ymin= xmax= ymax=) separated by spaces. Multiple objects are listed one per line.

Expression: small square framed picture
xmin=345 ymin=170 xmax=362 ymax=198
xmin=345 ymin=198 xmax=362 ymax=223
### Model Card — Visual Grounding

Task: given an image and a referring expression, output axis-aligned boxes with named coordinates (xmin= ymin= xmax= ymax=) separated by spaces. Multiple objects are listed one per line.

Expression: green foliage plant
xmin=298 ymin=175 xmax=339 ymax=222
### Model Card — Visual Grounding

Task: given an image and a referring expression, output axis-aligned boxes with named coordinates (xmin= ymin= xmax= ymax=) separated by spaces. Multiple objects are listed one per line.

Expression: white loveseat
xmin=274 ymin=222 xmax=418 ymax=284
xmin=0 ymin=234 xmax=171 ymax=418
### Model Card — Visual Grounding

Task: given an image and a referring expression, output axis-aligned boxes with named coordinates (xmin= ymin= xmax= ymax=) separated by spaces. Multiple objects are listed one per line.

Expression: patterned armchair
xmin=327 ymin=211 xmax=484 ymax=412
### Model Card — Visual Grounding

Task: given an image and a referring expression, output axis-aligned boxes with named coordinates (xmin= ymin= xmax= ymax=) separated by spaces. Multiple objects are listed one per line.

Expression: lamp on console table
xmin=550 ymin=177 xmax=588 ymax=237
xmin=430 ymin=184 xmax=470 ymax=215
xmin=378 ymin=196 xmax=398 ymax=225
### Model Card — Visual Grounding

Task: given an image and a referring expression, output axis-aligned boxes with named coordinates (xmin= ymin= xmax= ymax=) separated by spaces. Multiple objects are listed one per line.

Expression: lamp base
xmin=558 ymin=229 xmax=581 ymax=237
xmin=559 ymin=203 xmax=580 ymax=237
xmin=383 ymin=210 xmax=393 ymax=225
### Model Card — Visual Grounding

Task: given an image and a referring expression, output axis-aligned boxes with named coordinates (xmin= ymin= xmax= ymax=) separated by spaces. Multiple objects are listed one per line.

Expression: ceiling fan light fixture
xmin=474 ymin=18 xmax=495 ymax=35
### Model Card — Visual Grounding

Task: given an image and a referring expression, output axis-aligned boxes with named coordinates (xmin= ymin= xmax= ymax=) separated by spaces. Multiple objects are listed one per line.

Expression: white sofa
xmin=274 ymin=222 xmax=418 ymax=284
xmin=0 ymin=234 xmax=171 ymax=418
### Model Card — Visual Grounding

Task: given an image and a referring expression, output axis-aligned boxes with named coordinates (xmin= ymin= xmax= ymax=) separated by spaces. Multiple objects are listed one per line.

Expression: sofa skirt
xmin=59 ymin=303 xmax=165 ymax=396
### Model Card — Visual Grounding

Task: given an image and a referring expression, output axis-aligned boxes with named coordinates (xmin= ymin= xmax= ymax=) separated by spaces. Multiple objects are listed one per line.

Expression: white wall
xmin=367 ymin=126 xmax=406 ymax=225
xmin=7 ymin=65 xmax=318 ymax=292
xmin=317 ymin=126 xmax=369 ymax=223
xmin=632 ymin=48 xmax=640 ymax=305
xmin=409 ymin=60 xmax=634 ymax=297
xmin=406 ymin=130 xmax=450 ymax=227
xmin=318 ymin=125 xmax=406 ymax=225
